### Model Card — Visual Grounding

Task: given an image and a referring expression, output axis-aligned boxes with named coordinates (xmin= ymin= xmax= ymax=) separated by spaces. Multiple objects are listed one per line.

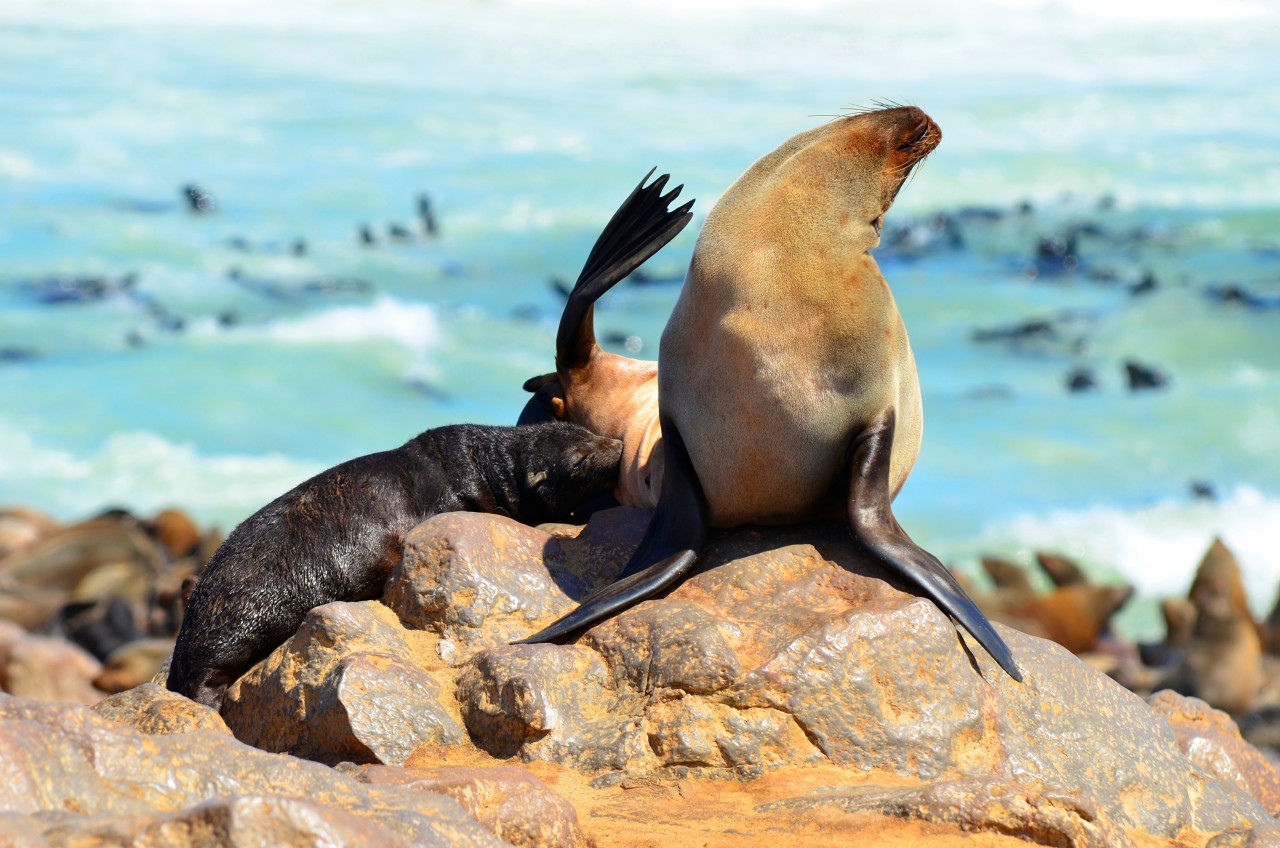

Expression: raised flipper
xmin=515 ymin=414 xmax=708 ymax=643
xmin=847 ymin=409 xmax=1023 ymax=682
xmin=517 ymin=169 xmax=694 ymax=426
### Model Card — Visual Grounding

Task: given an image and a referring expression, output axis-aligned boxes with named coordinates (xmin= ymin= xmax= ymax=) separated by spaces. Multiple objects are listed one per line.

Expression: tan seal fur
xmin=550 ymin=352 xmax=663 ymax=510
xmin=661 ymin=107 xmax=932 ymax=526
xmin=521 ymin=107 xmax=1020 ymax=680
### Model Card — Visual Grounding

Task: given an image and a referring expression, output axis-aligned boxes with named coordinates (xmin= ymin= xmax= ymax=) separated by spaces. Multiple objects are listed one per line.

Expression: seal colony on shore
xmin=168 ymin=422 xmax=622 ymax=709
xmin=518 ymin=106 xmax=1021 ymax=681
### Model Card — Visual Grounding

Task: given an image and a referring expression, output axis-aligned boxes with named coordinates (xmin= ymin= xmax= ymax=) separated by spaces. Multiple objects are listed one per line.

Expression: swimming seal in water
xmin=167 ymin=421 xmax=622 ymax=709
xmin=519 ymin=106 xmax=1021 ymax=682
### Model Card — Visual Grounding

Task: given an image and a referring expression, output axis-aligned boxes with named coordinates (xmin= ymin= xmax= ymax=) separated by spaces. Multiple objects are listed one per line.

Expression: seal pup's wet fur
xmin=168 ymin=422 xmax=622 ymax=709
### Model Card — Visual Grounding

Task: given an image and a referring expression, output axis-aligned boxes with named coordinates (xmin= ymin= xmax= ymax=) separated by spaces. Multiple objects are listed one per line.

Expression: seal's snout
xmin=889 ymin=107 xmax=941 ymax=162
xmin=869 ymin=106 xmax=940 ymax=203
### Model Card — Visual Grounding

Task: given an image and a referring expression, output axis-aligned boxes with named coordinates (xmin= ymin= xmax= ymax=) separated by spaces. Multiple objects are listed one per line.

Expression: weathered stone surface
xmin=92 ymin=682 xmax=230 ymax=736
xmin=10 ymin=796 xmax=414 ymax=847
xmin=1151 ymin=689 xmax=1280 ymax=818
xmin=0 ymin=694 xmax=500 ymax=847
xmin=4 ymin=634 xmax=103 ymax=705
xmin=444 ymin=512 xmax=1279 ymax=842
xmin=458 ymin=642 xmax=648 ymax=768
xmin=223 ymin=601 xmax=463 ymax=765
xmin=362 ymin=765 xmax=588 ymax=848
xmin=382 ymin=507 xmax=647 ymax=651
xmin=760 ymin=777 xmax=1135 ymax=848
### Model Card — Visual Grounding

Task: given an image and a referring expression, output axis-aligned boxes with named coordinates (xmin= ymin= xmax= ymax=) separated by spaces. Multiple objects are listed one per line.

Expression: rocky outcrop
xmin=222 ymin=601 xmax=464 ymax=766
xmin=1150 ymin=690 xmax=1280 ymax=818
xmin=54 ymin=509 xmax=1280 ymax=845
xmin=177 ymin=510 xmax=1280 ymax=845
xmin=0 ymin=694 xmax=501 ymax=847
xmin=3 ymin=631 xmax=103 ymax=705
xmin=360 ymin=765 xmax=588 ymax=848
xmin=93 ymin=681 xmax=231 ymax=736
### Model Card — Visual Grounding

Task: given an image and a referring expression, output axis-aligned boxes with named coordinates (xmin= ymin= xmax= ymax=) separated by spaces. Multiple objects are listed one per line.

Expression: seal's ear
xmin=522 ymin=372 xmax=558 ymax=393
xmin=517 ymin=379 xmax=566 ymax=425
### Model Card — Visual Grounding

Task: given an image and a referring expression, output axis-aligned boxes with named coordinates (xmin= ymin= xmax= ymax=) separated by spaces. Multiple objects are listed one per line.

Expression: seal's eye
xmin=870 ymin=215 xmax=883 ymax=236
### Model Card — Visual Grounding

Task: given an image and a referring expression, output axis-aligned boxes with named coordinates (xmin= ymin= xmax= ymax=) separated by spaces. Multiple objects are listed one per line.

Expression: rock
xmin=760 ymin=776 xmax=1134 ymax=848
xmin=93 ymin=637 xmax=174 ymax=693
xmin=0 ymin=507 xmax=60 ymax=562
xmin=361 ymin=765 xmax=588 ymax=848
xmin=382 ymin=508 xmax=647 ymax=652
xmin=0 ymin=588 xmax=66 ymax=631
xmin=0 ymin=695 xmax=501 ymax=846
xmin=0 ymin=517 xmax=162 ymax=595
xmin=93 ymin=682 xmax=230 ymax=736
xmin=439 ymin=512 xmax=1278 ymax=843
xmin=19 ymin=796 xmax=418 ymax=847
xmin=222 ymin=601 xmax=463 ymax=765
xmin=1150 ymin=690 xmax=1280 ymax=817
xmin=3 ymin=634 xmax=103 ymax=705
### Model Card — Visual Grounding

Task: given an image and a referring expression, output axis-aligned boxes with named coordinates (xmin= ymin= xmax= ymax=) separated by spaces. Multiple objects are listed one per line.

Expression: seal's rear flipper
xmin=556 ymin=169 xmax=694 ymax=368
xmin=515 ymin=415 xmax=707 ymax=643
xmin=846 ymin=409 xmax=1023 ymax=682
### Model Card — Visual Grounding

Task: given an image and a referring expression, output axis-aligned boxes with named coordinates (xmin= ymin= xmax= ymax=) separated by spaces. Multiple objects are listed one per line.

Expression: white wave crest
xmin=0 ymin=424 xmax=322 ymax=530
xmin=237 ymin=297 xmax=441 ymax=355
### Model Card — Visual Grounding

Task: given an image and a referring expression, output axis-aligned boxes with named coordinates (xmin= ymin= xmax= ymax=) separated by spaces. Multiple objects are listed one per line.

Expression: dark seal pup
xmin=168 ymin=422 xmax=622 ymax=709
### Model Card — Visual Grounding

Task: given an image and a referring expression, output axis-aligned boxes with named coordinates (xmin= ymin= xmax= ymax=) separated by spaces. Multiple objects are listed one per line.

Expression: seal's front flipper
xmin=555 ymin=169 xmax=694 ymax=368
xmin=846 ymin=409 xmax=1023 ymax=682
xmin=515 ymin=415 xmax=708 ymax=644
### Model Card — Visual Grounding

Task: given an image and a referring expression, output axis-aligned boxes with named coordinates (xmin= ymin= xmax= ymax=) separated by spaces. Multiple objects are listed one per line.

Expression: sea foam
xmin=0 ymin=422 xmax=321 ymax=530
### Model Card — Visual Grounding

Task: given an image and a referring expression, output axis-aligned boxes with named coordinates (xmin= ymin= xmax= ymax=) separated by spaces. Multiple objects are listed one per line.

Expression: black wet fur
xmin=167 ymin=422 xmax=622 ymax=709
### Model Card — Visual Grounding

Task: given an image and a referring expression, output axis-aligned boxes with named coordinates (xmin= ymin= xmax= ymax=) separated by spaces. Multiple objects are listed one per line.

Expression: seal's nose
xmin=891 ymin=108 xmax=941 ymax=158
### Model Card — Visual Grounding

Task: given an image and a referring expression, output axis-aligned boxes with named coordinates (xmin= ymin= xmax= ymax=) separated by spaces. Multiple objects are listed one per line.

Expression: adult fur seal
xmin=519 ymin=107 xmax=1021 ymax=681
xmin=168 ymin=422 xmax=622 ymax=709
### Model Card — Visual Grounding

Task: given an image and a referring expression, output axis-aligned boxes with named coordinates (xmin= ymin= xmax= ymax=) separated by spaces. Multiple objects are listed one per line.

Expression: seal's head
xmin=511 ymin=421 xmax=623 ymax=524
xmin=697 ymin=105 xmax=940 ymax=270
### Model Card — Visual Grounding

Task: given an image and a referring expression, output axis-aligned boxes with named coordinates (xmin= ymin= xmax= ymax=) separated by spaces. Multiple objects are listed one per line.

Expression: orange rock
xmin=1150 ymin=690 xmax=1280 ymax=818
xmin=94 ymin=681 xmax=230 ymax=736
xmin=362 ymin=765 xmax=587 ymax=848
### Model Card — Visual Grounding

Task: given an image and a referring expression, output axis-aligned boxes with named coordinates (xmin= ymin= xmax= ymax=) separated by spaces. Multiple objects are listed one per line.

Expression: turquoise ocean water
xmin=2 ymin=0 xmax=1278 ymax=637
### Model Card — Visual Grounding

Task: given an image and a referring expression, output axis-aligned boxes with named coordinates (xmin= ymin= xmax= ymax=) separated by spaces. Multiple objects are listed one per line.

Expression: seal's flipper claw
xmin=516 ymin=414 xmax=708 ymax=643
xmin=847 ymin=409 xmax=1023 ymax=682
